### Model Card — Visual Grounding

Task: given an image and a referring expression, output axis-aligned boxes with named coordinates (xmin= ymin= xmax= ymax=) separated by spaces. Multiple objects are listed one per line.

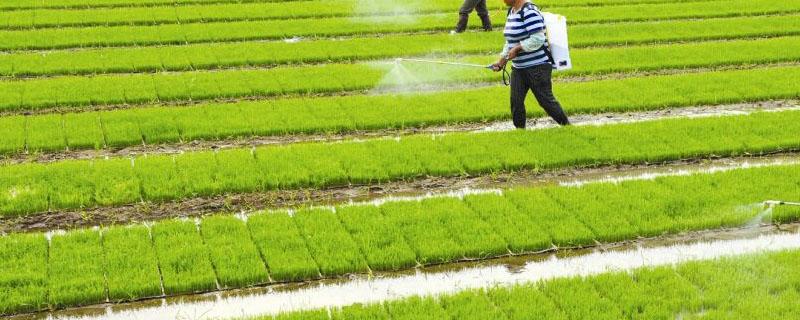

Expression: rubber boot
xmin=479 ymin=14 xmax=492 ymax=31
xmin=454 ymin=14 xmax=469 ymax=33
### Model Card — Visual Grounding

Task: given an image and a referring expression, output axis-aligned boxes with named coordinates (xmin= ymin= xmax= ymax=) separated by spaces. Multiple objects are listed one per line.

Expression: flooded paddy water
xmin=11 ymin=223 xmax=800 ymax=320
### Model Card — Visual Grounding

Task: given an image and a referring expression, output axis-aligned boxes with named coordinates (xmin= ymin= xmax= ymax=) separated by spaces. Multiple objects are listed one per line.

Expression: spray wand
xmin=763 ymin=200 xmax=800 ymax=208
xmin=394 ymin=58 xmax=510 ymax=85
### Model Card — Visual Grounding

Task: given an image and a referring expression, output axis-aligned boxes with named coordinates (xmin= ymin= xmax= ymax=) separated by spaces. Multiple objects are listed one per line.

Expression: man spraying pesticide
xmin=491 ymin=0 xmax=571 ymax=129
xmin=398 ymin=0 xmax=572 ymax=129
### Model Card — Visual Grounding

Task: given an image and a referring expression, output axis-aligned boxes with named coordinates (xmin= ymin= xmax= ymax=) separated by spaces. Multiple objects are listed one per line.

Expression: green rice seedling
xmin=92 ymin=158 xmax=141 ymax=207
xmin=129 ymin=107 xmax=182 ymax=145
xmin=253 ymin=145 xmax=310 ymax=190
xmin=200 ymin=215 xmax=269 ymax=288
xmin=336 ymin=204 xmax=418 ymax=271
xmin=151 ymin=219 xmax=218 ymax=295
xmin=263 ymin=249 xmax=800 ymax=320
xmin=62 ymin=111 xmax=104 ymax=150
xmin=588 ymin=180 xmax=679 ymax=237
xmin=102 ymin=225 xmax=162 ymax=302
xmin=99 ymin=110 xmax=145 ymax=148
xmin=134 ymin=155 xmax=186 ymax=201
xmin=293 ymin=208 xmax=369 ymax=276
xmin=545 ymin=186 xmax=639 ymax=242
xmin=0 ymin=115 xmax=25 ymax=155
xmin=0 ymin=164 xmax=50 ymax=216
xmin=489 ymin=284 xmax=567 ymax=320
xmin=630 ymin=267 xmax=702 ymax=317
xmin=504 ymin=188 xmax=597 ymax=247
xmin=0 ymin=233 xmax=48 ymax=315
xmin=439 ymin=289 xmax=508 ymax=319
xmin=540 ymin=277 xmax=625 ymax=319
xmin=174 ymin=151 xmax=220 ymax=198
xmin=48 ymin=229 xmax=107 ymax=308
xmin=4 ymin=62 xmax=793 ymax=157
xmin=24 ymin=113 xmax=66 ymax=153
xmin=773 ymin=205 xmax=800 ymax=224
xmin=213 ymin=149 xmax=262 ymax=195
xmin=463 ymin=193 xmax=552 ymax=253
xmin=247 ymin=210 xmax=320 ymax=282
xmin=272 ymin=309 xmax=330 ymax=320
xmin=333 ymin=303 xmax=391 ymax=320
xmin=45 ymin=160 xmax=95 ymax=211
xmin=6 ymin=29 xmax=800 ymax=80
xmin=420 ymin=197 xmax=509 ymax=259
xmin=385 ymin=295 xmax=449 ymax=320
xmin=2 ymin=9 xmax=798 ymax=51
xmin=7 ymin=109 xmax=800 ymax=218
xmin=380 ymin=200 xmax=464 ymax=264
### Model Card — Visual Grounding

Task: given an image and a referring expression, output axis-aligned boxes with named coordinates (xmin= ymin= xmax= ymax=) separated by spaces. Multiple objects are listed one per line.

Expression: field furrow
xmin=1 ymin=163 xmax=798 ymax=315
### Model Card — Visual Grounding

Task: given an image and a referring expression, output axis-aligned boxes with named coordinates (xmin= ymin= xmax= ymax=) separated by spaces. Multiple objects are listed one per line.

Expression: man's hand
xmin=507 ymin=45 xmax=523 ymax=60
xmin=491 ymin=58 xmax=508 ymax=72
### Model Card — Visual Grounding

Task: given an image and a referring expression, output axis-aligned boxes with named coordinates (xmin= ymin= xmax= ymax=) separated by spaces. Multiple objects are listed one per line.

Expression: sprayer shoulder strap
xmin=508 ymin=3 xmax=556 ymax=66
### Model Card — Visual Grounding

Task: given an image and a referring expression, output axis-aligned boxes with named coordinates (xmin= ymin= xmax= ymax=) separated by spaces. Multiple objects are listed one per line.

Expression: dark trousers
xmin=510 ymin=64 xmax=570 ymax=128
xmin=459 ymin=0 xmax=489 ymax=16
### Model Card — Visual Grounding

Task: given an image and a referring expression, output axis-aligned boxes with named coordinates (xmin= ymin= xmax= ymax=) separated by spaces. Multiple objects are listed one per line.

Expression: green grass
xmin=200 ymin=215 xmax=269 ymax=288
xmin=0 ymin=12 xmax=797 ymax=51
xmin=247 ymin=211 xmax=320 ymax=282
xmin=151 ymin=219 xmax=218 ymax=295
xmin=3 ymin=63 xmax=800 ymax=156
xmin=102 ymin=225 xmax=162 ymax=302
xmin=0 ymin=233 xmax=47 ymax=315
xmin=260 ymin=249 xmax=800 ymax=319
xmin=3 ymin=109 xmax=800 ymax=216
xmin=47 ymin=229 xmax=106 ymax=308
xmin=2 ymin=163 xmax=800 ymax=314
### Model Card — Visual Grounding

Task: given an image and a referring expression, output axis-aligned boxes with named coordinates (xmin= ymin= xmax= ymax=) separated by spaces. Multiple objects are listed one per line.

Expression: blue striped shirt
xmin=503 ymin=2 xmax=550 ymax=69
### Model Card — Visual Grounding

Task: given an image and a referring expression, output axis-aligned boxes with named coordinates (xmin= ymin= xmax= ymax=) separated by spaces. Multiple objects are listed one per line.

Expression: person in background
xmin=491 ymin=0 xmax=570 ymax=129
xmin=455 ymin=0 xmax=493 ymax=33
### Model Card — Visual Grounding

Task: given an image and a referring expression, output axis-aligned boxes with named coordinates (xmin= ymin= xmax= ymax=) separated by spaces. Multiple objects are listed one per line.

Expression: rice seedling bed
xmin=1 ymin=109 xmax=800 ymax=217
xmin=1 ymin=163 xmax=799 ymax=315
xmin=0 ymin=61 xmax=797 ymax=158
xmin=0 ymin=0 xmax=725 ymax=12
xmin=257 ymin=248 xmax=800 ymax=319
xmin=0 ymin=0 xmax=791 ymax=31
xmin=1 ymin=37 xmax=799 ymax=115
xmin=5 ymin=30 xmax=796 ymax=79
xmin=0 ymin=11 xmax=796 ymax=51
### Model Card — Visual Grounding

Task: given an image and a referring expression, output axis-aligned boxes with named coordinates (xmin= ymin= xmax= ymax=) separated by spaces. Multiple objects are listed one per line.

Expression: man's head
xmin=503 ymin=0 xmax=521 ymax=7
